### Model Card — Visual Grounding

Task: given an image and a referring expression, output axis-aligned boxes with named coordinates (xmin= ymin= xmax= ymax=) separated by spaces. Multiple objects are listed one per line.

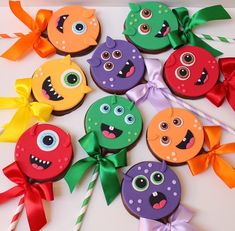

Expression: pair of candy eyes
xmin=37 ymin=130 xmax=60 ymax=152
xmin=100 ymin=104 xmax=135 ymax=125
xmin=61 ymin=69 xmax=82 ymax=88
xmin=72 ymin=21 xmax=87 ymax=35
xmin=137 ymin=9 xmax=153 ymax=35
xmin=101 ymin=50 xmax=122 ymax=71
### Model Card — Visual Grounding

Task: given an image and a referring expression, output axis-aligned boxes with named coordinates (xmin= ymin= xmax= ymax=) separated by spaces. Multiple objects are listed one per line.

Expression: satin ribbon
xmin=188 ymin=126 xmax=235 ymax=188
xmin=139 ymin=205 xmax=196 ymax=231
xmin=0 ymin=78 xmax=53 ymax=142
xmin=126 ymin=59 xmax=171 ymax=111
xmin=168 ymin=5 xmax=231 ymax=57
xmin=206 ymin=58 xmax=235 ymax=110
xmin=1 ymin=1 xmax=55 ymax=61
xmin=65 ymin=131 xmax=127 ymax=205
xmin=0 ymin=162 xmax=53 ymax=231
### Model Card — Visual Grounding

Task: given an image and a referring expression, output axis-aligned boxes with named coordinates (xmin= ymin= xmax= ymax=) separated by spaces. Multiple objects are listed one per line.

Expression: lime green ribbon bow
xmin=65 ymin=131 xmax=127 ymax=205
xmin=168 ymin=5 xmax=231 ymax=57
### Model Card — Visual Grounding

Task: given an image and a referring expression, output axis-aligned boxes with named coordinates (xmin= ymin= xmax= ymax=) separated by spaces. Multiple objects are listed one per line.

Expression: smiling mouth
xmin=155 ymin=20 xmax=170 ymax=38
xmin=149 ymin=191 xmax=167 ymax=210
xmin=176 ymin=130 xmax=195 ymax=149
xmin=56 ymin=15 xmax=69 ymax=33
xmin=117 ymin=60 xmax=135 ymax=78
xmin=101 ymin=123 xmax=123 ymax=139
xmin=30 ymin=155 xmax=51 ymax=170
xmin=195 ymin=68 xmax=208 ymax=85
xmin=42 ymin=76 xmax=64 ymax=101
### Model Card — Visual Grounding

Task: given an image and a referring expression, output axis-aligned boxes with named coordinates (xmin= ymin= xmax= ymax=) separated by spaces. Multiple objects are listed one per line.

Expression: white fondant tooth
xmin=35 ymin=158 xmax=38 ymax=161
xmin=50 ymin=88 xmax=54 ymax=92
xmin=119 ymin=71 xmax=122 ymax=74
xmin=39 ymin=160 xmax=42 ymax=163
xmin=126 ymin=61 xmax=129 ymax=65
xmin=109 ymin=126 xmax=114 ymax=131
xmin=47 ymin=79 xmax=50 ymax=82
xmin=43 ymin=161 xmax=46 ymax=164
xmin=163 ymin=24 xmax=166 ymax=27
xmin=47 ymin=161 xmax=50 ymax=165
xmin=60 ymin=26 xmax=63 ymax=29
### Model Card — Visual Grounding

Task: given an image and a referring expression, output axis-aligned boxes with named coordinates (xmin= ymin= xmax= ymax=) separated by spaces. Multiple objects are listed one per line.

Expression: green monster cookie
xmin=124 ymin=2 xmax=178 ymax=52
xmin=85 ymin=95 xmax=143 ymax=150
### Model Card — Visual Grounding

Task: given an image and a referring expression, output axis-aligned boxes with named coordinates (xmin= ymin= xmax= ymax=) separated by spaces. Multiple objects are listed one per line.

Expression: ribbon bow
xmin=206 ymin=58 xmax=235 ymax=110
xmin=188 ymin=126 xmax=235 ymax=188
xmin=0 ymin=162 xmax=54 ymax=231
xmin=65 ymin=131 xmax=127 ymax=205
xmin=126 ymin=58 xmax=171 ymax=112
xmin=1 ymin=1 xmax=55 ymax=61
xmin=0 ymin=78 xmax=53 ymax=142
xmin=168 ymin=5 xmax=231 ymax=57
xmin=139 ymin=205 xmax=197 ymax=231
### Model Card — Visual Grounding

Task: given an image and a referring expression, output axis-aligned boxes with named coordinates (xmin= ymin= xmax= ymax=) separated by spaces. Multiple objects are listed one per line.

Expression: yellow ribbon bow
xmin=188 ymin=126 xmax=235 ymax=188
xmin=0 ymin=78 xmax=53 ymax=142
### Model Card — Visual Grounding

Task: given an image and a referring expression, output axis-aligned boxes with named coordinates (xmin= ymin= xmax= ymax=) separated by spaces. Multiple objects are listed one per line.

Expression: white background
xmin=0 ymin=2 xmax=235 ymax=231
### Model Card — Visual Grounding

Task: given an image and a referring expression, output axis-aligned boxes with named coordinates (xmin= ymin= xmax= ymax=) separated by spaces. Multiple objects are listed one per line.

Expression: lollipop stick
xmin=0 ymin=33 xmax=24 ymax=39
xmin=196 ymin=33 xmax=235 ymax=43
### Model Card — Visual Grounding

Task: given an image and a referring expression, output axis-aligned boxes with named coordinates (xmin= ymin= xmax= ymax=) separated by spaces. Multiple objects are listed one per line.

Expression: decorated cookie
xmin=122 ymin=161 xmax=181 ymax=220
xmin=164 ymin=45 xmax=219 ymax=98
xmin=147 ymin=108 xmax=204 ymax=165
xmin=85 ymin=95 xmax=143 ymax=151
xmin=15 ymin=123 xmax=73 ymax=181
xmin=123 ymin=2 xmax=178 ymax=53
xmin=47 ymin=6 xmax=100 ymax=56
xmin=32 ymin=55 xmax=92 ymax=115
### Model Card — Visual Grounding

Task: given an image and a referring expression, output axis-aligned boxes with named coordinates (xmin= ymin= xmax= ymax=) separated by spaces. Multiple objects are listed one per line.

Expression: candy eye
xmin=159 ymin=122 xmax=168 ymax=131
xmin=72 ymin=21 xmax=87 ymax=35
xmin=101 ymin=51 xmax=110 ymax=60
xmin=104 ymin=62 xmax=114 ymax=71
xmin=175 ymin=66 xmax=190 ymax=80
xmin=180 ymin=52 xmax=195 ymax=66
xmin=100 ymin=104 xmax=110 ymax=114
xmin=140 ymin=9 xmax=152 ymax=19
xmin=138 ymin=24 xmax=150 ymax=35
xmin=112 ymin=50 xmax=122 ymax=59
xmin=173 ymin=117 xmax=183 ymax=127
xmin=37 ymin=130 xmax=59 ymax=152
xmin=150 ymin=171 xmax=164 ymax=185
xmin=132 ymin=175 xmax=149 ymax=192
xmin=114 ymin=106 xmax=124 ymax=116
xmin=160 ymin=136 xmax=171 ymax=146
xmin=124 ymin=114 xmax=135 ymax=125
xmin=61 ymin=69 xmax=82 ymax=89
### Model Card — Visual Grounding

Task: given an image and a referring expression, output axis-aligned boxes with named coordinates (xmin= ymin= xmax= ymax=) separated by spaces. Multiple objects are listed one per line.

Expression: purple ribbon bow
xmin=139 ymin=205 xmax=197 ymax=231
xmin=126 ymin=58 xmax=171 ymax=112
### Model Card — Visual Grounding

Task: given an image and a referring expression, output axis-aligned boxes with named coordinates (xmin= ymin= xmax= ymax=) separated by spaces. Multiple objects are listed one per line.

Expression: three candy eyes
xmin=61 ymin=69 xmax=82 ymax=88
xmin=37 ymin=130 xmax=59 ymax=152
xmin=101 ymin=50 xmax=123 ymax=72
xmin=138 ymin=9 xmax=152 ymax=35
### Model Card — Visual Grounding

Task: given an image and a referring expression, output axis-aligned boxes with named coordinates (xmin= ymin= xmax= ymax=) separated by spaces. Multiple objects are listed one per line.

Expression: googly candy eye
xmin=101 ymin=51 xmax=110 ymax=60
xmin=37 ymin=130 xmax=59 ymax=152
xmin=173 ymin=117 xmax=183 ymax=127
xmin=125 ymin=114 xmax=135 ymax=124
xmin=61 ymin=69 xmax=82 ymax=88
xmin=150 ymin=171 xmax=164 ymax=185
xmin=159 ymin=122 xmax=168 ymax=131
xmin=132 ymin=175 xmax=149 ymax=192
xmin=140 ymin=9 xmax=152 ymax=20
xmin=175 ymin=66 xmax=190 ymax=80
xmin=114 ymin=106 xmax=124 ymax=116
xmin=103 ymin=62 xmax=114 ymax=71
xmin=138 ymin=24 xmax=151 ymax=35
xmin=72 ymin=21 xmax=87 ymax=35
xmin=180 ymin=52 xmax=195 ymax=66
xmin=100 ymin=104 xmax=111 ymax=114
xmin=160 ymin=136 xmax=171 ymax=146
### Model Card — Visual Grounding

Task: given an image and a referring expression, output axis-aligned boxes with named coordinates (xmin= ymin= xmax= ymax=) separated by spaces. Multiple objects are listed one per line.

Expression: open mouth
xmin=176 ymin=130 xmax=195 ymax=149
xmin=30 ymin=154 xmax=51 ymax=170
xmin=56 ymin=15 xmax=69 ymax=33
xmin=117 ymin=60 xmax=135 ymax=78
xmin=155 ymin=20 xmax=170 ymax=38
xmin=42 ymin=76 xmax=64 ymax=101
xmin=101 ymin=123 xmax=123 ymax=139
xmin=195 ymin=68 xmax=208 ymax=85
xmin=149 ymin=191 xmax=167 ymax=210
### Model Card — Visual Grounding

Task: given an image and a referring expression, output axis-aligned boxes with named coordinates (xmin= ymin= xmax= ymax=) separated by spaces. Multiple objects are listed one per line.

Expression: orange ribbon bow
xmin=1 ymin=1 xmax=56 ymax=61
xmin=188 ymin=126 xmax=235 ymax=188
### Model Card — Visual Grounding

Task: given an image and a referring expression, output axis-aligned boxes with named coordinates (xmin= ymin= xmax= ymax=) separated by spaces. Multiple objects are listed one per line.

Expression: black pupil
xmin=162 ymin=136 xmax=168 ymax=141
xmin=103 ymin=52 xmax=109 ymax=58
xmin=154 ymin=173 xmax=162 ymax=182
xmin=128 ymin=116 xmax=133 ymax=121
xmin=106 ymin=63 xmax=113 ymax=69
xmin=184 ymin=54 xmax=192 ymax=62
xmin=43 ymin=135 xmax=54 ymax=146
xmin=136 ymin=177 xmax=147 ymax=188
xmin=104 ymin=106 xmax=109 ymax=111
xmin=144 ymin=10 xmax=150 ymax=15
xmin=173 ymin=119 xmax=180 ymax=125
xmin=180 ymin=69 xmax=187 ymax=76
xmin=76 ymin=23 xmax=84 ymax=31
xmin=115 ymin=51 xmax=120 ymax=57
xmin=67 ymin=74 xmax=78 ymax=84
xmin=161 ymin=123 xmax=168 ymax=129
xmin=143 ymin=25 xmax=148 ymax=30
xmin=117 ymin=107 xmax=122 ymax=112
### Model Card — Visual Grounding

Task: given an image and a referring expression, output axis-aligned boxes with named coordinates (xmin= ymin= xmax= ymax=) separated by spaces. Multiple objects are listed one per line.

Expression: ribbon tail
xmin=33 ymin=37 xmax=56 ymax=58
xmin=139 ymin=217 xmax=164 ymax=231
xmin=206 ymin=83 xmax=226 ymax=107
xmin=0 ymin=186 xmax=24 ymax=204
xmin=172 ymin=222 xmax=198 ymax=231
xmin=227 ymin=85 xmax=235 ymax=111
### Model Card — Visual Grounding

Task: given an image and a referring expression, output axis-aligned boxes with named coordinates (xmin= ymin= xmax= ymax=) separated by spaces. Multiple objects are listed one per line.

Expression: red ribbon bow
xmin=0 ymin=162 xmax=54 ymax=231
xmin=206 ymin=58 xmax=235 ymax=110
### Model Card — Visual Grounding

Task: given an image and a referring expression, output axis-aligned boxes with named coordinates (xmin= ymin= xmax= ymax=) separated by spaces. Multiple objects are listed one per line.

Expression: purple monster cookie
xmin=121 ymin=161 xmax=181 ymax=220
xmin=87 ymin=36 xmax=145 ymax=94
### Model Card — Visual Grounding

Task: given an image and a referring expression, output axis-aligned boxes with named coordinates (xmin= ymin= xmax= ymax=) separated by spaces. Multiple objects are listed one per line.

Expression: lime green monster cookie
xmin=124 ymin=2 xmax=178 ymax=53
xmin=85 ymin=95 xmax=143 ymax=150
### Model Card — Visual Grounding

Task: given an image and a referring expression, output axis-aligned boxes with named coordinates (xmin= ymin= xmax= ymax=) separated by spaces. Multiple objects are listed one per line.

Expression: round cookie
xmin=87 ymin=36 xmax=145 ymax=94
xmin=121 ymin=161 xmax=181 ymax=220
xmin=32 ymin=55 xmax=91 ymax=116
xmin=47 ymin=6 xmax=100 ymax=56
xmin=164 ymin=45 xmax=220 ymax=98
xmin=85 ymin=95 xmax=143 ymax=151
xmin=147 ymin=108 xmax=204 ymax=165
xmin=123 ymin=2 xmax=178 ymax=53
xmin=15 ymin=123 xmax=73 ymax=182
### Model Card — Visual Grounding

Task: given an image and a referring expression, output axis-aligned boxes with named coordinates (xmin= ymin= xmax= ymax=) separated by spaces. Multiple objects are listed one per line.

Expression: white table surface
xmin=0 ymin=4 xmax=235 ymax=231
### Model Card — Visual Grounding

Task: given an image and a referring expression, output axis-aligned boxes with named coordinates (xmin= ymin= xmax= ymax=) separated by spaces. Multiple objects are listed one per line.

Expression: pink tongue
xmin=32 ymin=163 xmax=44 ymax=170
xmin=102 ymin=130 xmax=116 ymax=139
xmin=153 ymin=199 xmax=167 ymax=209
xmin=42 ymin=89 xmax=50 ymax=99
xmin=126 ymin=66 xmax=135 ymax=78
xmin=163 ymin=27 xmax=170 ymax=36
xmin=186 ymin=137 xmax=195 ymax=149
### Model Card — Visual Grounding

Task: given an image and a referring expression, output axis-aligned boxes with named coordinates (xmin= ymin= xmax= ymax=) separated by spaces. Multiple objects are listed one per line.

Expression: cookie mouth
xmin=101 ymin=123 xmax=123 ymax=139
xmin=117 ymin=60 xmax=135 ymax=78
xmin=155 ymin=20 xmax=170 ymax=38
xmin=56 ymin=15 xmax=69 ymax=33
xmin=149 ymin=191 xmax=167 ymax=210
xmin=176 ymin=130 xmax=195 ymax=149
xmin=195 ymin=68 xmax=208 ymax=85
xmin=30 ymin=154 xmax=51 ymax=170
xmin=42 ymin=76 xmax=64 ymax=101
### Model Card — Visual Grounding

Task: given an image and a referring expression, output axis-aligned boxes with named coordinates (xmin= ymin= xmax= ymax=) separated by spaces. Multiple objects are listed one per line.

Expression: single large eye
xmin=175 ymin=66 xmax=190 ymax=80
xmin=160 ymin=136 xmax=171 ymax=146
xmin=124 ymin=114 xmax=135 ymax=125
xmin=159 ymin=122 xmax=168 ymax=131
xmin=138 ymin=24 xmax=150 ymax=35
xmin=37 ymin=130 xmax=59 ymax=152
xmin=101 ymin=51 xmax=110 ymax=60
xmin=150 ymin=171 xmax=164 ymax=185
xmin=173 ymin=117 xmax=183 ymax=127
xmin=140 ymin=9 xmax=152 ymax=19
xmin=114 ymin=106 xmax=124 ymax=116
xmin=100 ymin=104 xmax=110 ymax=114
xmin=72 ymin=21 xmax=87 ymax=35
xmin=104 ymin=62 xmax=114 ymax=71
xmin=180 ymin=52 xmax=195 ymax=66
xmin=112 ymin=50 xmax=122 ymax=59
xmin=132 ymin=175 xmax=149 ymax=192
xmin=61 ymin=69 xmax=82 ymax=88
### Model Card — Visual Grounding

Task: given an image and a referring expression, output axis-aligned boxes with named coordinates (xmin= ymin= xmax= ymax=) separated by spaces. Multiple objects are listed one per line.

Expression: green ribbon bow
xmin=168 ymin=5 xmax=231 ymax=57
xmin=64 ymin=131 xmax=127 ymax=205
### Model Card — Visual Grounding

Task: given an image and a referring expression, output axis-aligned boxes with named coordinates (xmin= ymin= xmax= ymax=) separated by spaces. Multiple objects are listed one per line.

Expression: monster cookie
xmin=164 ymin=45 xmax=219 ymax=98
xmin=147 ymin=108 xmax=204 ymax=165
xmin=32 ymin=55 xmax=92 ymax=115
xmin=121 ymin=161 xmax=181 ymax=220
xmin=88 ymin=36 xmax=145 ymax=94
xmin=15 ymin=123 xmax=73 ymax=181
xmin=85 ymin=95 xmax=143 ymax=151
xmin=47 ymin=6 xmax=100 ymax=56
xmin=123 ymin=2 xmax=178 ymax=53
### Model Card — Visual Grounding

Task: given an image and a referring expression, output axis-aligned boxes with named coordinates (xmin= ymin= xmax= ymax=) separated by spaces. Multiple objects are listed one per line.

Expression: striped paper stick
xmin=0 ymin=33 xmax=24 ymax=39
xmin=196 ymin=33 xmax=235 ymax=43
